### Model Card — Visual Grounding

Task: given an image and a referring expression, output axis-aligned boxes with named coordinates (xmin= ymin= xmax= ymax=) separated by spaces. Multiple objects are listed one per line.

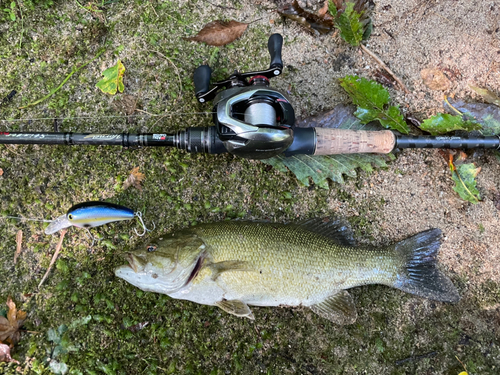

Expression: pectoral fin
xmin=210 ymin=260 xmax=252 ymax=281
xmin=216 ymin=300 xmax=255 ymax=320
xmin=309 ymin=290 xmax=357 ymax=325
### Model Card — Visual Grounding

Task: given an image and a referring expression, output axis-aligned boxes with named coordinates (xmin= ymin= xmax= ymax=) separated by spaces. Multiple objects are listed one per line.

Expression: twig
xmin=18 ymin=0 xmax=24 ymax=49
xmin=38 ymin=228 xmax=67 ymax=289
xmin=360 ymin=44 xmax=411 ymax=94
xmin=19 ymin=50 xmax=105 ymax=109
xmin=14 ymin=230 xmax=22 ymax=264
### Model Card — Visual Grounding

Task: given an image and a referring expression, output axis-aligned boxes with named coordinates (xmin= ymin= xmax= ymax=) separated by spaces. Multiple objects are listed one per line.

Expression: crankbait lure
xmin=44 ymin=201 xmax=153 ymax=235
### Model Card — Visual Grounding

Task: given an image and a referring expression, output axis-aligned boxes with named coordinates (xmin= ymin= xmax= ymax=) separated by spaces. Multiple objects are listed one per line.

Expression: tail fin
xmin=393 ymin=229 xmax=459 ymax=303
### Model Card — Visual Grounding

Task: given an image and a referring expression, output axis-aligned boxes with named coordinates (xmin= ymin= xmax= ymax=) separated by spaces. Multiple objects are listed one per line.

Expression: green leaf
xmin=340 ymin=75 xmax=409 ymax=134
xmin=334 ymin=2 xmax=364 ymax=46
xmin=451 ymin=163 xmax=480 ymax=204
xmin=264 ymin=153 xmax=392 ymax=188
xmin=49 ymin=360 xmax=68 ymax=375
xmin=328 ymin=0 xmax=338 ymax=17
xmin=47 ymin=328 xmax=61 ymax=344
xmin=96 ymin=60 xmax=126 ymax=95
xmin=420 ymin=113 xmax=482 ymax=135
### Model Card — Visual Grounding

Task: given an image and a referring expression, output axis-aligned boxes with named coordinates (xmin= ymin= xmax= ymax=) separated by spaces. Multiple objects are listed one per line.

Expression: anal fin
xmin=216 ymin=300 xmax=255 ymax=320
xmin=309 ymin=290 xmax=357 ymax=325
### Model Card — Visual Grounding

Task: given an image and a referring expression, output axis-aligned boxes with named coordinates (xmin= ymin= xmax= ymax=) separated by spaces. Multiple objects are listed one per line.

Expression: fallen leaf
xmin=278 ymin=1 xmax=334 ymax=36
xmin=184 ymin=20 xmax=248 ymax=46
xmin=96 ymin=60 xmax=126 ymax=95
xmin=0 ymin=168 xmax=3 ymax=176
xmin=123 ymin=167 xmax=145 ymax=191
xmin=331 ymin=0 xmax=373 ymax=45
xmin=470 ymin=85 xmax=500 ymax=107
xmin=0 ymin=297 xmax=27 ymax=345
xmin=420 ymin=113 xmax=482 ymax=135
xmin=340 ymin=75 xmax=409 ymax=134
xmin=0 ymin=342 xmax=19 ymax=364
xmin=14 ymin=230 xmax=22 ymax=264
xmin=318 ymin=0 xmax=329 ymax=16
xmin=421 ymin=68 xmax=451 ymax=91
xmin=443 ymin=99 xmax=500 ymax=136
xmin=450 ymin=161 xmax=481 ymax=204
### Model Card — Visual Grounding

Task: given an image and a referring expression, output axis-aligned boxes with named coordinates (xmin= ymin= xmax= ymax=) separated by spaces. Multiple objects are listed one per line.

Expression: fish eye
xmin=147 ymin=245 xmax=157 ymax=252
xmin=68 ymin=214 xmax=73 ymax=220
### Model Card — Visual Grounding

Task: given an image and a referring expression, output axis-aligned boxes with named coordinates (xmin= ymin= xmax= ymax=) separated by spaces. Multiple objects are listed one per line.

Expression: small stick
xmin=38 ymin=228 xmax=67 ymax=289
xmin=14 ymin=230 xmax=22 ymax=264
xmin=360 ymin=44 xmax=411 ymax=94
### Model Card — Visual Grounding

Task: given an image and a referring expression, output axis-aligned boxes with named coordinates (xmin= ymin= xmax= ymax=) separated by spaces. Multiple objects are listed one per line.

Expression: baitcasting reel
xmin=191 ymin=33 xmax=298 ymax=159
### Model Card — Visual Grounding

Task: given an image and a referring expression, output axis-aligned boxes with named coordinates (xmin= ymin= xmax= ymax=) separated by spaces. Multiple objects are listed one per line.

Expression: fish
xmin=114 ymin=219 xmax=459 ymax=324
xmin=45 ymin=201 xmax=135 ymax=234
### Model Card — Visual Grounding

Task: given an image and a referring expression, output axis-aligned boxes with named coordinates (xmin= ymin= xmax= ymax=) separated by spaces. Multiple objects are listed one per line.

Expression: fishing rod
xmin=1 ymin=34 xmax=499 ymax=159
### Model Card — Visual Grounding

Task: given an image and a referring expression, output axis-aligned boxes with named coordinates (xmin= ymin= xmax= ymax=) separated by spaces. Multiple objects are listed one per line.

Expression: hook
xmin=134 ymin=212 xmax=155 ymax=236
xmin=83 ymin=227 xmax=96 ymax=248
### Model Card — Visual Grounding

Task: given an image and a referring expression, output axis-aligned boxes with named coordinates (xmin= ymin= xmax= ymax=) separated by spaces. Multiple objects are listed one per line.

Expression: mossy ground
xmin=1 ymin=1 xmax=499 ymax=374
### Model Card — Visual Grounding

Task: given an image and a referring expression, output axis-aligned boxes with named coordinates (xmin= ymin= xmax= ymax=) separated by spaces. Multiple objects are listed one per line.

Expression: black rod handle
xmin=193 ymin=65 xmax=212 ymax=101
xmin=395 ymin=135 xmax=500 ymax=150
xmin=268 ymin=34 xmax=283 ymax=71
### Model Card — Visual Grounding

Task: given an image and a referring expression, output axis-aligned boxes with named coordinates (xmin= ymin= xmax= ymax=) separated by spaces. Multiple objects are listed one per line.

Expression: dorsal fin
xmin=297 ymin=218 xmax=356 ymax=247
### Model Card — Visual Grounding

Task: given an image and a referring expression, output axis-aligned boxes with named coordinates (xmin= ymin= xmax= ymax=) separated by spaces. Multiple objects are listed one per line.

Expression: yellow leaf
xmin=96 ymin=60 xmax=126 ymax=95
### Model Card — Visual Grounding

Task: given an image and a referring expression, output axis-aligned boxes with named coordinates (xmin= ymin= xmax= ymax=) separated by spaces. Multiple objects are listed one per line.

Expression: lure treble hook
xmin=133 ymin=211 xmax=155 ymax=236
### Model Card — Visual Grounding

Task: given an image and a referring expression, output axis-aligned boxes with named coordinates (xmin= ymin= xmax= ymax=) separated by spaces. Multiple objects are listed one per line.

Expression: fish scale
xmin=193 ymin=222 xmax=399 ymax=304
xmin=115 ymin=220 xmax=459 ymax=323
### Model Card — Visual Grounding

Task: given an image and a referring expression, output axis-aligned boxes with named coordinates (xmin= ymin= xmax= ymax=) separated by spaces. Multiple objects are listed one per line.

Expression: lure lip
xmin=44 ymin=214 xmax=72 ymax=235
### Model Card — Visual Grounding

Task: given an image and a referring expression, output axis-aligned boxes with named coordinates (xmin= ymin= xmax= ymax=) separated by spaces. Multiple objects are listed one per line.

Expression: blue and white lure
xmin=44 ymin=201 xmax=154 ymax=235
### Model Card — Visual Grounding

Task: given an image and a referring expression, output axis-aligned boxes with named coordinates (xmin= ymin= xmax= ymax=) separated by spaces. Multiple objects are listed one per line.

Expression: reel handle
xmin=268 ymin=33 xmax=283 ymax=70
xmin=193 ymin=65 xmax=212 ymax=101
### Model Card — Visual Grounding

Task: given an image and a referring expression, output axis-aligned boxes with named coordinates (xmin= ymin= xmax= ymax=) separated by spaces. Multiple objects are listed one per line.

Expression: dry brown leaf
xmin=184 ymin=20 xmax=248 ymax=46
xmin=420 ymin=68 xmax=451 ymax=91
xmin=470 ymin=85 xmax=500 ymax=107
xmin=14 ymin=230 xmax=22 ymax=265
xmin=123 ymin=167 xmax=145 ymax=191
xmin=278 ymin=1 xmax=334 ymax=35
xmin=0 ymin=297 xmax=26 ymax=346
xmin=0 ymin=342 xmax=19 ymax=364
xmin=318 ymin=0 xmax=329 ymax=16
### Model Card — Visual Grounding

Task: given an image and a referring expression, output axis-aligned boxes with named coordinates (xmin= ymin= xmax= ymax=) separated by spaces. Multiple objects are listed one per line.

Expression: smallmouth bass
xmin=115 ymin=219 xmax=459 ymax=324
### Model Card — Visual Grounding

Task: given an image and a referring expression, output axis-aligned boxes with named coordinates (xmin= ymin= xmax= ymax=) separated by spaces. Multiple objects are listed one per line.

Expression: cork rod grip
xmin=314 ymin=128 xmax=396 ymax=155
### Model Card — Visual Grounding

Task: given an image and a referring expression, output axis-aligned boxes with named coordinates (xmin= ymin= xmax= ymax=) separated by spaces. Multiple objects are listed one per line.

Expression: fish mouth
xmin=122 ymin=252 xmax=141 ymax=273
